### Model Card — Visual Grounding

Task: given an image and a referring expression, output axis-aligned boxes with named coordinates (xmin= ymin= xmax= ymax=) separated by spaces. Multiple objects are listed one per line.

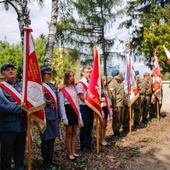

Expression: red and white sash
xmin=78 ymin=81 xmax=88 ymax=91
xmin=43 ymin=83 xmax=58 ymax=112
xmin=60 ymin=86 xmax=79 ymax=118
xmin=0 ymin=82 xmax=21 ymax=104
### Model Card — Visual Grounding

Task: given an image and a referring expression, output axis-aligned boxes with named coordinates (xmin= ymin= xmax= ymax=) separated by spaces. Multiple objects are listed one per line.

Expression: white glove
xmin=63 ymin=117 xmax=68 ymax=126
xmin=102 ymin=110 xmax=105 ymax=119
xmin=78 ymin=114 xmax=84 ymax=128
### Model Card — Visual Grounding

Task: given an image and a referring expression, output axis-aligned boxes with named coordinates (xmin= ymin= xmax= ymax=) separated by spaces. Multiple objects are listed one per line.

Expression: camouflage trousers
xmin=141 ymin=95 xmax=151 ymax=121
xmin=112 ymin=106 xmax=125 ymax=131
xmin=134 ymin=97 xmax=142 ymax=123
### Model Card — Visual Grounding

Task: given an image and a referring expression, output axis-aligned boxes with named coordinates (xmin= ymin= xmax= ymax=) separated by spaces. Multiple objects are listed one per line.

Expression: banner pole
xmin=96 ymin=114 xmax=100 ymax=153
xmin=27 ymin=115 xmax=32 ymax=170
xmin=157 ymin=100 xmax=160 ymax=121
xmin=129 ymin=106 xmax=132 ymax=133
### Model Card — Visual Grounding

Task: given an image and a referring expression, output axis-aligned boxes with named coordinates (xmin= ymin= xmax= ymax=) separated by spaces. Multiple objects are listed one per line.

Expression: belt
xmin=46 ymin=103 xmax=55 ymax=109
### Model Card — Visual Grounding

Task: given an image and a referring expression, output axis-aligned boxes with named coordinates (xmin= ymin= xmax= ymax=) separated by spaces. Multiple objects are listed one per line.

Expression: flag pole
xmin=156 ymin=99 xmax=160 ymax=121
xmin=93 ymin=42 xmax=100 ymax=154
xmin=23 ymin=28 xmax=33 ymax=170
xmin=129 ymin=106 xmax=132 ymax=133
xmin=95 ymin=114 xmax=100 ymax=153
xmin=27 ymin=115 xmax=32 ymax=170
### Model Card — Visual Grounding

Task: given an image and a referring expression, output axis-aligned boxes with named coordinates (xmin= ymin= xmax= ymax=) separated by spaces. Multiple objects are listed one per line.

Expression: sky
xmin=0 ymin=1 xmax=51 ymax=44
xmin=0 ymin=1 xmax=151 ymax=76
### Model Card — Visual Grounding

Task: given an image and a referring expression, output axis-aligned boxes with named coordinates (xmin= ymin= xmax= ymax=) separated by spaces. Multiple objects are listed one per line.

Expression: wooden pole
xmin=156 ymin=101 xmax=159 ymax=120
xmin=96 ymin=115 xmax=100 ymax=153
xmin=27 ymin=115 xmax=32 ymax=170
xmin=129 ymin=106 xmax=132 ymax=133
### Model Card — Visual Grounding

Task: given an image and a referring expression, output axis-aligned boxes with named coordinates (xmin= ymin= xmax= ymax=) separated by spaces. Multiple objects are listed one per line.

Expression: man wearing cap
xmin=108 ymin=69 xmax=125 ymax=138
xmin=140 ymin=72 xmax=152 ymax=124
xmin=40 ymin=66 xmax=61 ymax=169
xmin=0 ymin=62 xmax=27 ymax=169
xmin=133 ymin=70 xmax=142 ymax=128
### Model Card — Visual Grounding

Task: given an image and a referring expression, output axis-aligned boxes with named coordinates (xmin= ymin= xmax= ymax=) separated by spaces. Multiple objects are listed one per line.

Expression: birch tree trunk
xmin=44 ymin=0 xmax=59 ymax=66
xmin=3 ymin=0 xmax=31 ymax=44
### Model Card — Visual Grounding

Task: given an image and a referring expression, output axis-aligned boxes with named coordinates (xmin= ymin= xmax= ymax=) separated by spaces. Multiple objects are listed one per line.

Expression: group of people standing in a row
xmin=108 ymin=69 xmax=158 ymax=138
xmin=0 ymin=62 xmax=160 ymax=170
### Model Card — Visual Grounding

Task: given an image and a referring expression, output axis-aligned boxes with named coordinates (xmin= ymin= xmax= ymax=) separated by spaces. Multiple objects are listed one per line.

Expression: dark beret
xmin=135 ymin=70 xmax=139 ymax=75
xmin=111 ymin=69 xmax=119 ymax=77
xmin=1 ymin=62 xmax=15 ymax=74
xmin=41 ymin=66 xmax=52 ymax=73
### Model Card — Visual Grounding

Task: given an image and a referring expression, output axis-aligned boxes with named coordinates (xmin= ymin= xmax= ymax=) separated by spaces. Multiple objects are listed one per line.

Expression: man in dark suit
xmin=0 ymin=63 xmax=27 ymax=170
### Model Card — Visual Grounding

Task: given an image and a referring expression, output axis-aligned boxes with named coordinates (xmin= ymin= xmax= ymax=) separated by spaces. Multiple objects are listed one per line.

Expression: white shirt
xmin=76 ymin=77 xmax=89 ymax=105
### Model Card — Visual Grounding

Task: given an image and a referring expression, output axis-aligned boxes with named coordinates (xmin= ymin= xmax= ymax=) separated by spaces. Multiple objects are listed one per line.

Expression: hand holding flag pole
xmin=85 ymin=45 xmax=102 ymax=153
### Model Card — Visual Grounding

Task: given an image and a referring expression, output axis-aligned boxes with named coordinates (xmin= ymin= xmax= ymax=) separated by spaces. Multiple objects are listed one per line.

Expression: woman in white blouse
xmin=59 ymin=70 xmax=83 ymax=160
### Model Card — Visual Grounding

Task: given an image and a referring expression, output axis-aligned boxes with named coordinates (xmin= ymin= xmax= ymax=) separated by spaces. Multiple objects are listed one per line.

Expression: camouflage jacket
xmin=108 ymin=79 xmax=124 ymax=107
xmin=139 ymin=78 xmax=152 ymax=97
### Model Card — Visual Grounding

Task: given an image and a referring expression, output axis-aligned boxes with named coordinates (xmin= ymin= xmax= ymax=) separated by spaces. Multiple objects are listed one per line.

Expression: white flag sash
xmin=0 ymin=82 xmax=21 ymax=104
xmin=43 ymin=83 xmax=58 ymax=111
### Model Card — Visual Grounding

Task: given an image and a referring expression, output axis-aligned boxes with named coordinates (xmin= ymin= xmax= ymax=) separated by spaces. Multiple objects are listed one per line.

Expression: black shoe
xmin=114 ymin=131 xmax=121 ymax=138
xmin=160 ymin=112 xmax=167 ymax=118
xmin=43 ymin=163 xmax=50 ymax=170
xmin=81 ymin=147 xmax=91 ymax=153
xmin=123 ymin=127 xmax=129 ymax=133
xmin=142 ymin=118 xmax=148 ymax=124
xmin=68 ymin=156 xmax=76 ymax=161
xmin=149 ymin=115 xmax=156 ymax=119
xmin=134 ymin=121 xmax=141 ymax=128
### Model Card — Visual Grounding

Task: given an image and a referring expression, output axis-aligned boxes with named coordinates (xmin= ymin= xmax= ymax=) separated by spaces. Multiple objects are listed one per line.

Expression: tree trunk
xmin=7 ymin=0 xmax=31 ymax=45
xmin=44 ymin=0 xmax=59 ymax=66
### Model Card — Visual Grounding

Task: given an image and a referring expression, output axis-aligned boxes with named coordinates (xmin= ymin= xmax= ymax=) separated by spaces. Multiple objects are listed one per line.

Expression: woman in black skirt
xmin=59 ymin=70 xmax=83 ymax=160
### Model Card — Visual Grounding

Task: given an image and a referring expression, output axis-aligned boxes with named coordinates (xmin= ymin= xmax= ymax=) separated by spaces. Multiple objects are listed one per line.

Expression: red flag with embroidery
xmin=152 ymin=51 xmax=162 ymax=101
xmin=21 ymin=28 xmax=46 ymax=134
xmin=85 ymin=48 xmax=102 ymax=120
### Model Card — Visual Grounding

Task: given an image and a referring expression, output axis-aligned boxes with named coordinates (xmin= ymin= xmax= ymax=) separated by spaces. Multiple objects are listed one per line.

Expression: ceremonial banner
xmin=21 ymin=28 xmax=46 ymax=133
xmin=124 ymin=49 xmax=139 ymax=107
xmin=85 ymin=48 xmax=102 ymax=120
xmin=152 ymin=51 xmax=162 ymax=101
xmin=163 ymin=45 xmax=170 ymax=62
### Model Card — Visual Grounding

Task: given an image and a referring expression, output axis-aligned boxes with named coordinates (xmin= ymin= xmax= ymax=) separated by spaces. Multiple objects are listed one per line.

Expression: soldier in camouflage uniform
xmin=133 ymin=70 xmax=142 ymax=128
xmin=108 ymin=70 xmax=125 ymax=137
xmin=140 ymin=72 xmax=152 ymax=124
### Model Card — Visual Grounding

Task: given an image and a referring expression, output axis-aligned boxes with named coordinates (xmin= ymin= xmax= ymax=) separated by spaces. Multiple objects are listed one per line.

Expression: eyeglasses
xmin=84 ymin=71 xmax=91 ymax=73
xmin=45 ymin=72 xmax=52 ymax=75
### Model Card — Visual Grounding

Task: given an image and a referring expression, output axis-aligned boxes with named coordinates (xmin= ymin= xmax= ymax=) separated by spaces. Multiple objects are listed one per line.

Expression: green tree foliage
xmin=142 ymin=23 xmax=170 ymax=73
xmin=57 ymin=0 xmax=124 ymax=75
xmin=0 ymin=40 xmax=23 ymax=81
xmin=0 ymin=36 xmax=79 ymax=84
xmin=121 ymin=0 xmax=170 ymax=56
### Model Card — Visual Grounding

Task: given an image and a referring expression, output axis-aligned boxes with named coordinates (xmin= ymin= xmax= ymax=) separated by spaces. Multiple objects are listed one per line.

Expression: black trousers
xmin=1 ymin=131 xmax=26 ymax=170
xmin=41 ymin=138 xmax=55 ymax=167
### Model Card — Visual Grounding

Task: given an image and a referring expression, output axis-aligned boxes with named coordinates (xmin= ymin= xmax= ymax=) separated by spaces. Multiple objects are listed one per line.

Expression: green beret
xmin=135 ymin=70 xmax=139 ymax=75
xmin=111 ymin=69 xmax=119 ymax=77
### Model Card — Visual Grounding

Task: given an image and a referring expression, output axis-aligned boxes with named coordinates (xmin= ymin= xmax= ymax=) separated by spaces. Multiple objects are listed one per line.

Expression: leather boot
xmin=114 ymin=131 xmax=121 ymax=138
